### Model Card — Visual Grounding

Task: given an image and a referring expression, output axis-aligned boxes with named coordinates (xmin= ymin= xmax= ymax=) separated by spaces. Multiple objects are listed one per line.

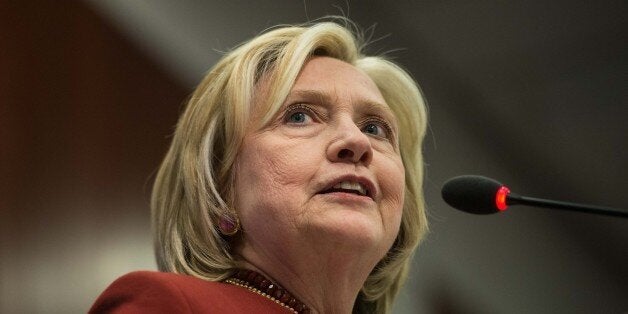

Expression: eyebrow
xmin=286 ymin=89 xmax=333 ymax=106
xmin=287 ymin=89 xmax=397 ymax=124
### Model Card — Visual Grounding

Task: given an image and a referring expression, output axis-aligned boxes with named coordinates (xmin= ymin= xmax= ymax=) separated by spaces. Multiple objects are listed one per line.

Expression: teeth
xmin=332 ymin=181 xmax=367 ymax=196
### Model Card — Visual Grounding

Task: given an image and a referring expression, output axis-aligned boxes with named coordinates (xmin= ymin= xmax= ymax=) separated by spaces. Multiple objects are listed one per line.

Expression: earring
xmin=219 ymin=215 xmax=240 ymax=236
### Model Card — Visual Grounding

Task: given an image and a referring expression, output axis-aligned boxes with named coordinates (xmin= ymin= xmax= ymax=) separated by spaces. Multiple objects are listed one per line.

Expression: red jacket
xmin=90 ymin=271 xmax=293 ymax=313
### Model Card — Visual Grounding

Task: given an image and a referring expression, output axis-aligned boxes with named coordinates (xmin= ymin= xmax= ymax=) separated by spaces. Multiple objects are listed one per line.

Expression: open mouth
xmin=319 ymin=181 xmax=371 ymax=198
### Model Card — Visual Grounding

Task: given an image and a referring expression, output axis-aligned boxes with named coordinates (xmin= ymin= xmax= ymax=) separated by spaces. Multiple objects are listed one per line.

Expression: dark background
xmin=1 ymin=1 xmax=626 ymax=313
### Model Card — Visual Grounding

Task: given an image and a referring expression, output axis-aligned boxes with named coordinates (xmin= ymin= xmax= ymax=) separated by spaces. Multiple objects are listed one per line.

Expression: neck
xmin=237 ymin=236 xmax=384 ymax=314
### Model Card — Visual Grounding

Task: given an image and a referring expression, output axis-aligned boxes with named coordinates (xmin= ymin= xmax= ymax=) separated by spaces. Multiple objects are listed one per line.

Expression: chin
xmin=305 ymin=209 xmax=396 ymax=255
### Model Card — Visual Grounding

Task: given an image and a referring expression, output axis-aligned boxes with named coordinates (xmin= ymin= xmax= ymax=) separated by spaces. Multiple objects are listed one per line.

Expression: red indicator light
xmin=496 ymin=186 xmax=510 ymax=211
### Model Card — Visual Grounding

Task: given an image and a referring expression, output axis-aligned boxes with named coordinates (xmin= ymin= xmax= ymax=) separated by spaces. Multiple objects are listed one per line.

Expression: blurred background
xmin=1 ymin=1 xmax=626 ymax=313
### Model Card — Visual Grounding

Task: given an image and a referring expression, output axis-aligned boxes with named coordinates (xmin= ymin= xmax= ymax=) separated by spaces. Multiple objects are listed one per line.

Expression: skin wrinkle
xmin=147 ymin=23 xmax=428 ymax=314
xmin=279 ymin=90 xmax=398 ymax=151
xmin=333 ymin=83 xmax=399 ymax=154
xmin=233 ymin=56 xmax=405 ymax=313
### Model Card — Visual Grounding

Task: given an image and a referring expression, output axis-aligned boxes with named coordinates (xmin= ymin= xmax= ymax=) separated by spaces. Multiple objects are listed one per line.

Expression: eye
xmin=283 ymin=104 xmax=317 ymax=125
xmin=287 ymin=112 xmax=309 ymax=124
xmin=363 ymin=123 xmax=382 ymax=135
xmin=361 ymin=118 xmax=393 ymax=140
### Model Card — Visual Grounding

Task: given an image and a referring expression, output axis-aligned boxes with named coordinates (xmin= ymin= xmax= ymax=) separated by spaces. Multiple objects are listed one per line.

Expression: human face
xmin=234 ymin=56 xmax=405 ymax=263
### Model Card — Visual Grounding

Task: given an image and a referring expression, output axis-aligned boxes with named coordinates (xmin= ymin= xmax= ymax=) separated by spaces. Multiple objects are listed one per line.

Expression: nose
xmin=326 ymin=118 xmax=373 ymax=165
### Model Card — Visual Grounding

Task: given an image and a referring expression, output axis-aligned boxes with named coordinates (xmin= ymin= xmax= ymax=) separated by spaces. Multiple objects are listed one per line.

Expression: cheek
xmin=379 ymin=156 xmax=406 ymax=229
xmin=234 ymin=135 xmax=319 ymax=219
xmin=239 ymin=141 xmax=311 ymax=188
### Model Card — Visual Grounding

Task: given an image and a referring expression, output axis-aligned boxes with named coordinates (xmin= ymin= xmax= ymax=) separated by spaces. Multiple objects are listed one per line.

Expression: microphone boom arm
xmin=507 ymin=193 xmax=628 ymax=218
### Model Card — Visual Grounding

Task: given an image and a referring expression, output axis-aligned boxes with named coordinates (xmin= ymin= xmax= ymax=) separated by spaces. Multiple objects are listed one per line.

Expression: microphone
xmin=441 ymin=175 xmax=628 ymax=218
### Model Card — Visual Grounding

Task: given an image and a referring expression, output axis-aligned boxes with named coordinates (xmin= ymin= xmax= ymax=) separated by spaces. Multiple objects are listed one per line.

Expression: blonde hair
xmin=151 ymin=19 xmax=428 ymax=314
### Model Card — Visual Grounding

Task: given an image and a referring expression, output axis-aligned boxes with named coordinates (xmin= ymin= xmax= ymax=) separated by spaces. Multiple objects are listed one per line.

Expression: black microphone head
xmin=441 ymin=175 xmax=509 ymax=214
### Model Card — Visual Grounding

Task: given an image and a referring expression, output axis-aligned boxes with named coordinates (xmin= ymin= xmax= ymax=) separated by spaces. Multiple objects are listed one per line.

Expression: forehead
xmin=251 ymin=56 xmax=395 ymax=127
xmin=291 ymin=57 xmax=385 ymax=104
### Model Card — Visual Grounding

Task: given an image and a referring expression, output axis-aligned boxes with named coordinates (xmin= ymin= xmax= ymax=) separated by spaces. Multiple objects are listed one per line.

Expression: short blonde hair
xmin=151 ymin=19 xmax=428 ymax=314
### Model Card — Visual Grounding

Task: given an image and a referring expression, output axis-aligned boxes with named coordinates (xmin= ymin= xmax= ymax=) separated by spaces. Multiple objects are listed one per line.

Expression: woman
xmin=91 ymin=19 xmax=428 ymax=314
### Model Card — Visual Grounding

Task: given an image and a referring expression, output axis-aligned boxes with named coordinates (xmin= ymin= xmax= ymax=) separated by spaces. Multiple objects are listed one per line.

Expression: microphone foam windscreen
xmin=441 ymin=175 xmax=503 ymax=214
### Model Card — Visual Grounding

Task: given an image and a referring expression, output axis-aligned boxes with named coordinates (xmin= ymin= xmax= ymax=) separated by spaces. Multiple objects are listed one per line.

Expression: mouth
xmin=318 ymin=177 xmax=375 ymax=199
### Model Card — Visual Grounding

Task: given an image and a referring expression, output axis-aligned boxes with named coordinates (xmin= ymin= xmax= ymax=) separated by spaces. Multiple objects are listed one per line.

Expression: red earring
xmin=219 ymin=216 xmax=240 ymax=236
